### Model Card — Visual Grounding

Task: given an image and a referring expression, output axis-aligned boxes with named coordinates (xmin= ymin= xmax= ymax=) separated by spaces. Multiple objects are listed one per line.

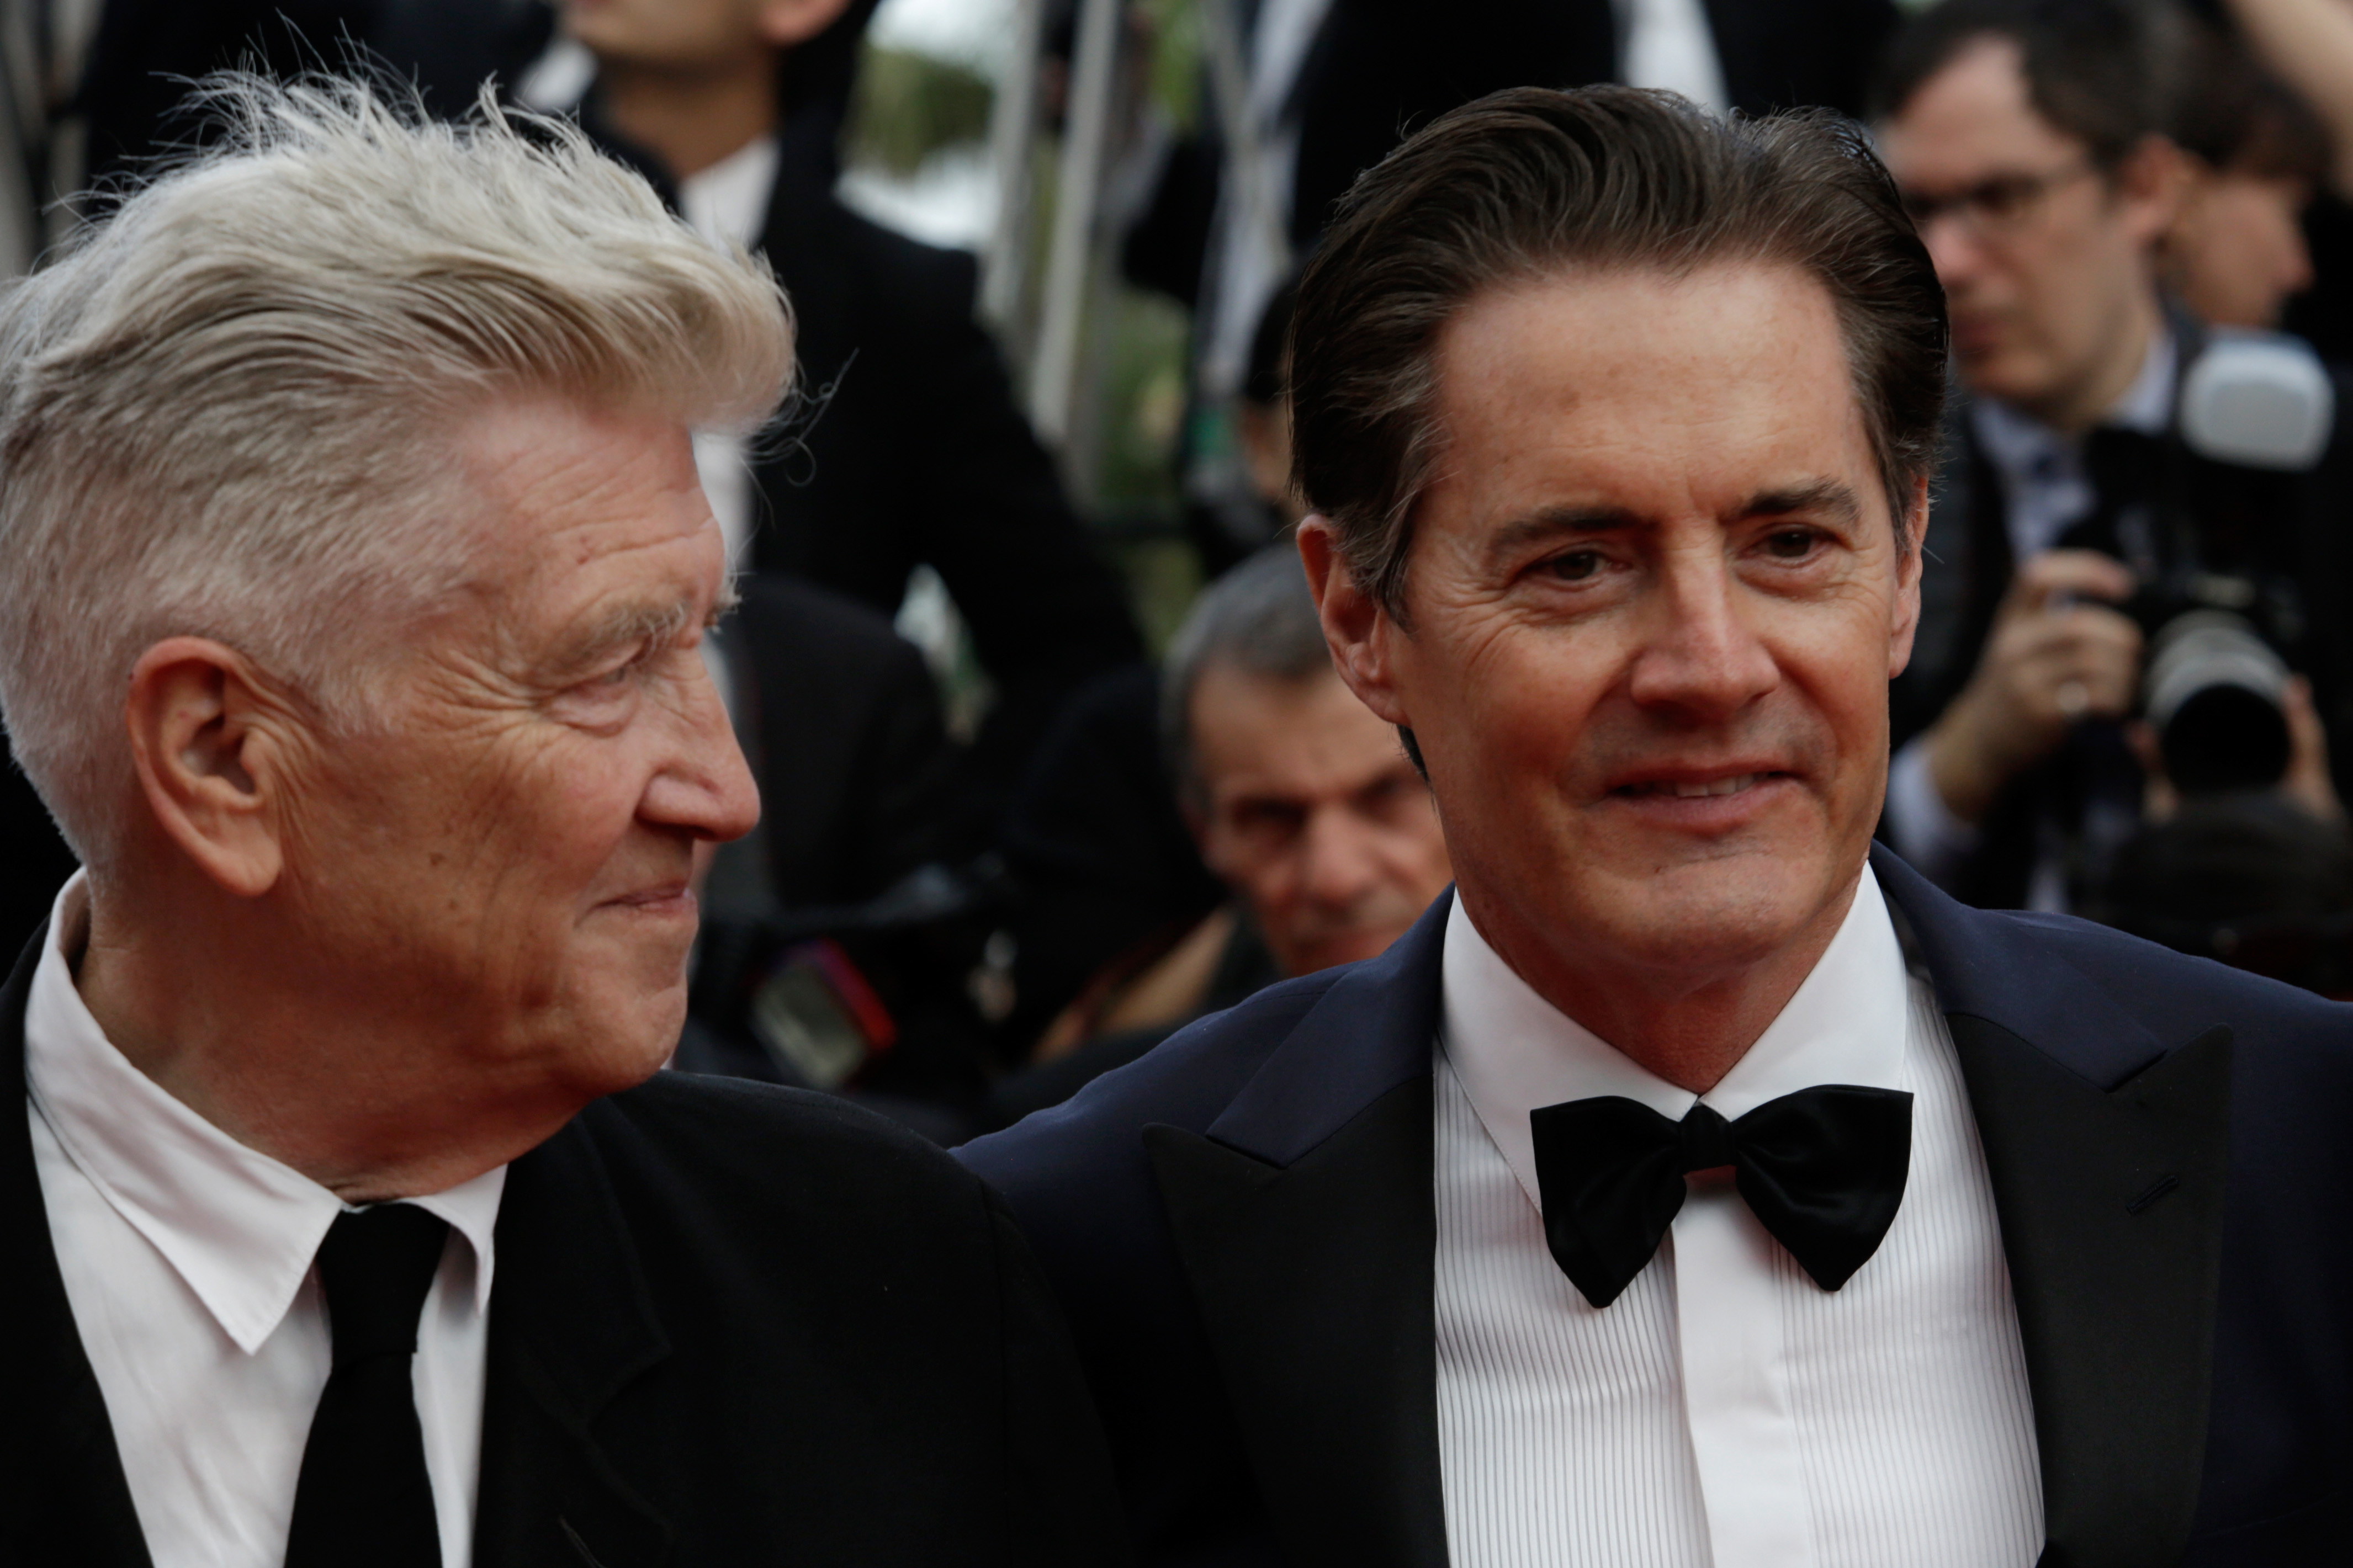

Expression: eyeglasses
xmin=1899 ymin=158 xmax=2100 ymax=238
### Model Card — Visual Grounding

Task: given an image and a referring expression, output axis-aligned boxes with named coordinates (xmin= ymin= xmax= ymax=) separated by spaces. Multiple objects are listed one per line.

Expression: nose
xmin=1624 ymin=543 xmax=1780 ymax=720
xmin=643 ymin=652 xmax=761 ymax=844
xmin=2281 ymin=230 xmax=2316 ymax=299
xmin=1918 ymin=210 xmax=1986 ymax=293
xmin=1295 ymin=802 xmax=1382 ymax=912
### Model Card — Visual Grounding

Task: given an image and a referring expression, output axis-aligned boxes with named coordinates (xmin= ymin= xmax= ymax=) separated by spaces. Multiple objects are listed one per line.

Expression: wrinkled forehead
xmin=428 ymin=397 xmax=726 ymax=653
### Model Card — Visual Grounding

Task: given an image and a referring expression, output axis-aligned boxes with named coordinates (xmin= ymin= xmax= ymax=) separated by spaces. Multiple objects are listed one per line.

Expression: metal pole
xmin=1029 ymin=0 xmax=1122 ymax=449
xmin=980 ymin=0 xmax=1045 ymax=338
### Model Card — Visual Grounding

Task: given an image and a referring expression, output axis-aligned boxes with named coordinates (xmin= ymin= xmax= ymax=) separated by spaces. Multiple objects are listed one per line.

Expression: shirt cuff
xmin=1883 ymin=735 xmax=1981 ymax=886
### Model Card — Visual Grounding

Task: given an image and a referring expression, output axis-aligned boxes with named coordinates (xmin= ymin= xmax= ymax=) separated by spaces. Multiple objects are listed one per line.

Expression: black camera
xmin=2118 ymin=332 xmax=2333 ymax=795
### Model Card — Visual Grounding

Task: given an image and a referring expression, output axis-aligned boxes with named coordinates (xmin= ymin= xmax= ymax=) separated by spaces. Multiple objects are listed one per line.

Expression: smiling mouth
xmin=1616 ymin=772 xmax=1780 ymax=799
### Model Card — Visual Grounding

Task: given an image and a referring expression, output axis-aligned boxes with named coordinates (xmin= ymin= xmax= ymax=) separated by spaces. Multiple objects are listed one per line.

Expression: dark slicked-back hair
xmin=1289 ymin=85 xmax=1947 ymax=616
xmin=1870 ymin=0 xmax=2188 ymax=172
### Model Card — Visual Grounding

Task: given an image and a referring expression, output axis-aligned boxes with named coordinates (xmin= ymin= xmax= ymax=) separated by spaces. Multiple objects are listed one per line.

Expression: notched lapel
xmin=472 ymin=1119 xmax=674 ymax=1568
xmin=1146 ymin=1075 xmax=1448 ymax=1568
xmin=1951 ymin=1015 xmax=2233 ymax=1568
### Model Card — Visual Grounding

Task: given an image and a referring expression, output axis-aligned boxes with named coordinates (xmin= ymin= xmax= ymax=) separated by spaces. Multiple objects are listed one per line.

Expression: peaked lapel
xmin=0 ymin=924 xmax=154 ymax=1568
xmin=1146 ymin=894 xmax=1451 ymax=1568
xmin=472 ymin=1115 xmax=675 ymax=1568
xmin=1875 ymin=846 xmax=2234 ymax=1568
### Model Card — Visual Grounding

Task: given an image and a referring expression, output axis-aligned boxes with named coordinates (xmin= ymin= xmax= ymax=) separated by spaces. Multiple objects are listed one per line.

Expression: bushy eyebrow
xmin=1483 ymin=479 xmax=1863 ymax=565
xmin=546 ymin=593 xmax=702 ymax=679
xmin=1741 ymin=480 xmax=1861 ymax=526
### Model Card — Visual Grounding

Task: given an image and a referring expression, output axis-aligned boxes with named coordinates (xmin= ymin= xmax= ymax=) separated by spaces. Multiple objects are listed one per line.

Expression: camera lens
xmin=2143 ymin=610 xmax=2291 ymax=795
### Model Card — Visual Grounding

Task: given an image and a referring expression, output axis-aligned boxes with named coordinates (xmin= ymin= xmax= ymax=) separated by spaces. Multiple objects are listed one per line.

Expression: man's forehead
xmin=1196 ymin=667 xmax=1403 ymax=786
xmin=1425 ymin=264 xmax=1876 ymax=517
xmin=1880 ymin=35 xmax=2078 ymax=178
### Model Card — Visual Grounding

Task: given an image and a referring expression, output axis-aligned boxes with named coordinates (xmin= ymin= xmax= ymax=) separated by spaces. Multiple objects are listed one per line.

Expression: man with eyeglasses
xmin=1871 ymin=0 xmax=2353 ymax=913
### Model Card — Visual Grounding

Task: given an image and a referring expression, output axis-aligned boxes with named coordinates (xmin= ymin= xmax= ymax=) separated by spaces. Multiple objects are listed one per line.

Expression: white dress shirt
xmin=1881 ymin=332 xmax=2177 ymax=908
xmin=1617 ymin=0 xmax=1730 ymax=113
xmin=1434 ymin=865 xmax=2043 ymax=1567
xmin=25 ymin=874 xmax=505 ymax=1568
xmin=680 ymin=131 xmax=782 ymax=574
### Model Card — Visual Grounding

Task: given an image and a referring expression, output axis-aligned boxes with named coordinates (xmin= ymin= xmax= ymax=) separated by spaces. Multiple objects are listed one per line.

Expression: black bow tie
xmin=1528 ymin=1086 xmax=1914 ymax=1309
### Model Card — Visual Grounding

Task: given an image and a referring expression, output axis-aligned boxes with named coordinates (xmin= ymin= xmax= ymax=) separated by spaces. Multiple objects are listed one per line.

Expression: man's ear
xmin=123 ymin=637 xmax=297 ymax=899
xmin=756 ymin=0 xmax=858 ymax=49
xmin=2114 ymin=132 xmax=2190 ymax=247
xmin=1888 ymin=474 xmax=1930 ymax=680
xmin=1297 ymin=517 xmax=1411 ymax=726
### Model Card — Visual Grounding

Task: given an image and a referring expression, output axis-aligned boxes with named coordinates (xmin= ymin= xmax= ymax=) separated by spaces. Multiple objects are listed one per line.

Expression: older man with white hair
xmin=0 ymin=81 xmax=1124 ymax=1568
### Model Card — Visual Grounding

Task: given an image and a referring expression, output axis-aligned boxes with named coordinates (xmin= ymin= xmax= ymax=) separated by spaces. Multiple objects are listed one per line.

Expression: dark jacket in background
xmin=727 ymin=573 xmax=960 ymax=910
xmin=741 ymin=107 xmax=1143 ymax=833
xmin=1 ymin=936 xmax=1131 ymax=1567
xmin=1130 ymin=0 xmax=1899 ymax=307
xmin=964 ymin=846 xmax=2353 ymax=1566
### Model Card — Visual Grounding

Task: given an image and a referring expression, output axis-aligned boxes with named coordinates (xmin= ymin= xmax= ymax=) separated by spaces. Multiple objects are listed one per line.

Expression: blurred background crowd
xmin=7 ymin=0 xmax=2353 ymax=1142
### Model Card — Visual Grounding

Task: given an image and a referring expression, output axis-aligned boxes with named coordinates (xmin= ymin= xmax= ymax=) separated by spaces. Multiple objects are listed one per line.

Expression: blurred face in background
xmin=558 ymin=0 xmax=849 ymax=68
xmin=1188 ymin=665 xmax=1451 ymax=976
xmin=2165 ymin=166 xmax=2314 ymax=329
xmin=1878 ymin=35 xmax=2180 ymax=426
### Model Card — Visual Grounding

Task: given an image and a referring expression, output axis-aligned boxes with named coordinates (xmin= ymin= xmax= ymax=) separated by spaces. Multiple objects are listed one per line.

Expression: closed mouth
xmin=1614 ymin=770 xmax=1785 ymax=800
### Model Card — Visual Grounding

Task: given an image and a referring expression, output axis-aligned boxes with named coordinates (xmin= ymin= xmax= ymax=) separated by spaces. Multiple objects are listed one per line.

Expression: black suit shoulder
xmin=964 ymin=970 xmax=1344 ymax=1208
xmin=731 ymin=572 xmax=955 ymax=904
xmin=490 ymin=1072 xmax=1130 ymax=1566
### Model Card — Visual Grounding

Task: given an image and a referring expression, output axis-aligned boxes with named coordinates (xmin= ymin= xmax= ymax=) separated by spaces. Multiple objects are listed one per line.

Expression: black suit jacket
xmin=1289 ymin=0 xmax=1897 ymax=248
xmin=963 ymin=845 xmax=2353 ymax=1566
xmin=1133 ymin=0 xmax=1898 ymax=306
xmin=0 ymin=937 xmax=1129 ymax=1567
xmin=728 ymin=573 xmax=959 ymax=910
xmin=745 ymin=112 xmax=1143 ymax=823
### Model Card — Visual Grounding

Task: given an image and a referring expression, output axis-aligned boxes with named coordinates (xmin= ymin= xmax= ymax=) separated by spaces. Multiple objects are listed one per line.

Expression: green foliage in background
xmin=846 ymin=46 xmax=995 ymax=175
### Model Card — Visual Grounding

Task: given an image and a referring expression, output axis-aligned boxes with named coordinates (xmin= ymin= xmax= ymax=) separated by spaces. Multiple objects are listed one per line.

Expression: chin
xmin=1580 ymin=855 xmax=1836 ymax=973
xmin=555 ymin=982 xmax=688 ymax=1098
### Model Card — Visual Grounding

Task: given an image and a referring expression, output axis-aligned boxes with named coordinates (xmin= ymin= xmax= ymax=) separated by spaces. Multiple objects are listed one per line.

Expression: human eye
xmin=1972 ymin=177 xmax=2037 ymax=223
xmin=1761 ymin=525 xmax=1821 ymax=560
xmin=1541 ymin=547 xmax=1609 ymax=583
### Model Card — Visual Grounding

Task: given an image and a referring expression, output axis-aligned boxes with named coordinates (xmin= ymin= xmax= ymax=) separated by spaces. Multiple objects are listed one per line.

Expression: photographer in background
xmin=2162 ymin=17 xmax=2333 ymax=330
xmin=1872 ymin=0 xmax=2353 ymax=912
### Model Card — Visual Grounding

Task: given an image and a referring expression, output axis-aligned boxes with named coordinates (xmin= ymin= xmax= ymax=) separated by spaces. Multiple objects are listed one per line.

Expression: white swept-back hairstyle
xmin=0 ymin=77 xmax=796 ymax=876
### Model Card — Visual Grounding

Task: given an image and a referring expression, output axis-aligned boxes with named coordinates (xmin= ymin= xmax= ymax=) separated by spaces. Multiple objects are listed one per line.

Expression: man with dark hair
xmin=1872 ymin=0 xmax=2353 ymax=911
xmin=964 ymin=83 xmax=2353 ymax=1566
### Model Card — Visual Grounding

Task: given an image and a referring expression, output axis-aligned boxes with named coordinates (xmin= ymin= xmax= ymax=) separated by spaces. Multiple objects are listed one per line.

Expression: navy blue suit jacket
xmin=962 ymin=845 xmax=2353 ymax=1567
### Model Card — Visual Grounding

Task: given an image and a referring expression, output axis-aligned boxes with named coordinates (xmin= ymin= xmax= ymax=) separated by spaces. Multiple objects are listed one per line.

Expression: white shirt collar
xmin=1441 ymin=863 xmax=1911 ymax=1208
xmin=23 ymin=874 xmax=504 ymax=1354
xmin=1972 ymin=327 xmax=2176 ymax=487
xmin=680 ymin=132 xmax=780 ymax=253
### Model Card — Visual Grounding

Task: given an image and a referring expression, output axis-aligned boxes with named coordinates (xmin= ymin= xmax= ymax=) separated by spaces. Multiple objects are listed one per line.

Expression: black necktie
xmin=284 ymin=1204 xmax=451 ymax=1568
xmin=1529 ymin=1086 xmax=1913 ymax=1310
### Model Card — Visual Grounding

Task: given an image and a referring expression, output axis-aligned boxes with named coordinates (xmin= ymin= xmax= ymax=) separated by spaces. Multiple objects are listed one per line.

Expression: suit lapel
xmin=473 ymin=1115 xmax=675 ymax=1568
xmin=1877 ymin=847 xmax=2233 ymax=1568
xmin=0 ymin=926 xmax=155 ymax=1568
xmin=1147 ymin=896 xmax=1451 ymax=1568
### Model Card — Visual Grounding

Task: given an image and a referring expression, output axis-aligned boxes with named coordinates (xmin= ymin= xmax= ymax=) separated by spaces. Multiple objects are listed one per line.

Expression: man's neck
xmin=2007 ymin=284 xmax=2165 ymax=438
xmin=596 ymin=51 xmax=781 ymax=182
xmin=72 ymin=876 xmax=584 ymax=1204
xmin=1462 ymin=869 xmax=1862 ymax=1094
